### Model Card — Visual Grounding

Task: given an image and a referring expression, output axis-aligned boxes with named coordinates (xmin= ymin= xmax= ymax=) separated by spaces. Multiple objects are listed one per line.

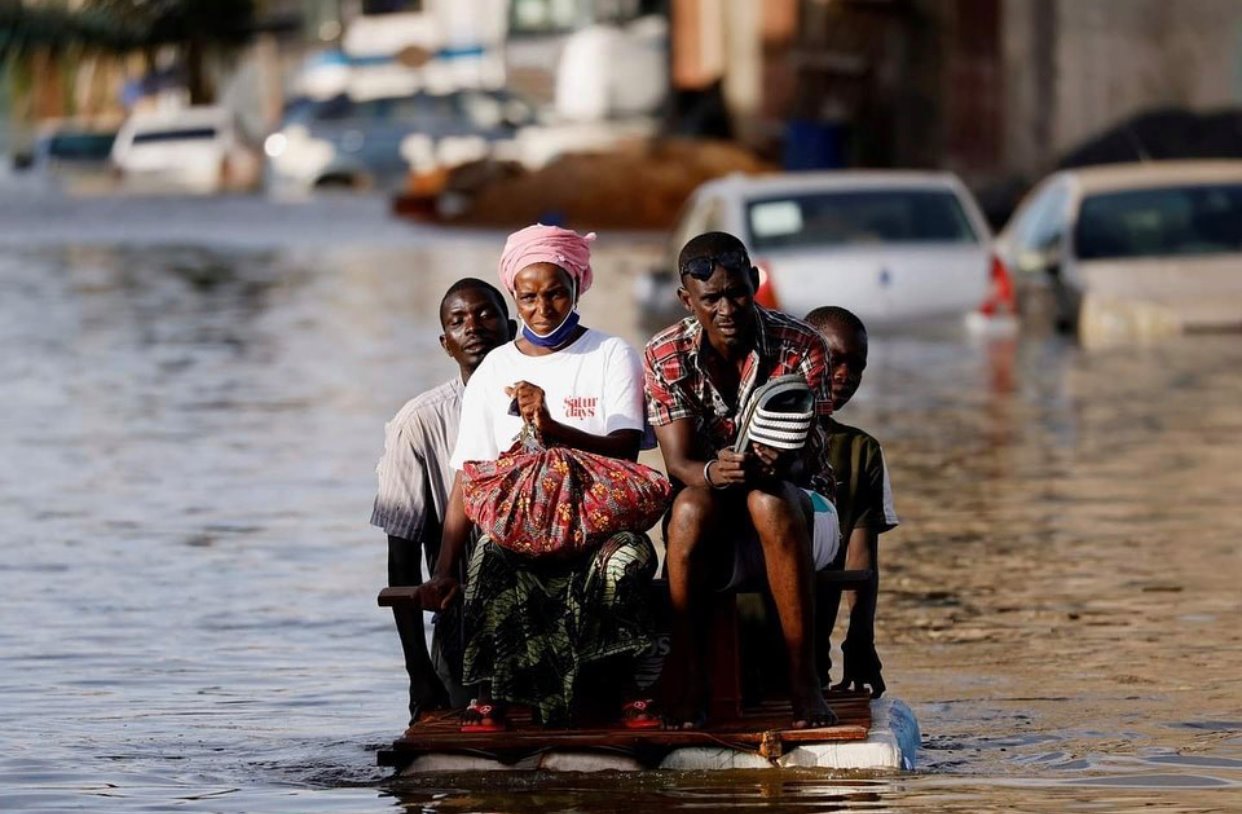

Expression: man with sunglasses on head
xmin=643 ymin=231 xmax=838 ymax=730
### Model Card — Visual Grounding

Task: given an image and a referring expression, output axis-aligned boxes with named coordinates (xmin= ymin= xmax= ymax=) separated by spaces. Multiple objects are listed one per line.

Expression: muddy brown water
xmin=0 ymin=194 xmax=1239 ymax=812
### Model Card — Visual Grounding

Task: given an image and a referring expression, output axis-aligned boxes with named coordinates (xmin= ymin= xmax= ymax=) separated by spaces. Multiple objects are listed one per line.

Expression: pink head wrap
xmin=498 ymin=224 xmax=597 ymax=297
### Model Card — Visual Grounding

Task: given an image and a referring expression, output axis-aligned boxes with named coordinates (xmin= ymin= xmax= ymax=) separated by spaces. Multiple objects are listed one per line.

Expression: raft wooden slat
xmin=378 ymin=691 xmax=873 ymax=769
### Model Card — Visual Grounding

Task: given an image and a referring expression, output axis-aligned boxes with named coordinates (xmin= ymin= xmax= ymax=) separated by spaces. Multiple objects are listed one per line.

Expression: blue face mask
xmin=521 ymin=310 xmax=580 ymax=348
xmin=519 ymin=279 xmax=580 ymax=348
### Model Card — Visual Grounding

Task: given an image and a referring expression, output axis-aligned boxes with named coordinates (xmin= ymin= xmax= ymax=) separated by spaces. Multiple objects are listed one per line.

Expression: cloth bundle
xmin=462 ymin=425 xmax=671 ymax=559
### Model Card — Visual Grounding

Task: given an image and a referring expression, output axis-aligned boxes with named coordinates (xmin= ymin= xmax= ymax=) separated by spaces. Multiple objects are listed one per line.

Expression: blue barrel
xmin=783 ymin=120 xmax=847 ymax=170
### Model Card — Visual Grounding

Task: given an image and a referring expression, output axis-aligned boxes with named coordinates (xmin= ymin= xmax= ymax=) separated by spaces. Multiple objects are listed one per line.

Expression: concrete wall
xmin=1003 ymin=0 xmax=1242 ymax=178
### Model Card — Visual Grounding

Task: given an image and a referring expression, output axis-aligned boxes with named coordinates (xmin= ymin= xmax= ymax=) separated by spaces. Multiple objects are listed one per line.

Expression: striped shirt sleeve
xmin=370 ymin=379 xmax=462 ymax=552
xmin=370 ymin=412 xmax=432 ymax=541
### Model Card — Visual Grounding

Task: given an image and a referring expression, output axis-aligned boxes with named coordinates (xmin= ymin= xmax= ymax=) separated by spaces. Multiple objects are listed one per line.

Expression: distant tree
xmin=0 ymin=4 xmax=137 ymax=61
xmin=96 ymin=0 xmax=257 ymax=105
xmin=0 ymin=0 xmax=256 ymax=104
xmin=87 ymin=0 xmax=256 ymax=104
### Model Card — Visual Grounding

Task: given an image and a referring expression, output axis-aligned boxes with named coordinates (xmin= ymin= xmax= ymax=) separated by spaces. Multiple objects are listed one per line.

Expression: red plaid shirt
xmin=644 ymin=306 xmax=835 ymax=496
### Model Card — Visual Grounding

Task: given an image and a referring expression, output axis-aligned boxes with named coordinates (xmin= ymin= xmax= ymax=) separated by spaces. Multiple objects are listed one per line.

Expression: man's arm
xmin=654 ymin=419 xmax=748 ymax=487
xmin=544 ymin=424 xmax=643 ymax=461
xmin=387 ymin=532 xmax=444 ymax=716
xmin=387 ymin=532 xmax=425 ymax=587
xmin=842 ymin=525 xmax=877 ymax=630
xmin=835 ymin=525 xmax=885 ymax=698
xmin=644 ymin=340 xmax=752 ymax=485
xmin=421 ymin=472 xmax=472 ymax=610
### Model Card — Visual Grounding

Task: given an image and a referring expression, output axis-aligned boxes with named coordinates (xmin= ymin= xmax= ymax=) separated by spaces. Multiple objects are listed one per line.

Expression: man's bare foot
xmin=659 ymin=646 xmax=707 ymax=729
xmin=790 ymin=682 xmax=837 ymax=729
xmin=791 ymin=704 xmax=838 ymax=729
xmin=661 ymin=696 xmax=708 ymax=730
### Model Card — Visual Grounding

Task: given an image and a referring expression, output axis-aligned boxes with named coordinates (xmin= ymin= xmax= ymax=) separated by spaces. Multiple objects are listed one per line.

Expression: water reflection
xmin=1 ymin=196 xmax=1240 ymax=812
xmin=382 ymin=770 xmax=1241 ymax=812
xmin=385 ymin=772 xmax=895 ymax=813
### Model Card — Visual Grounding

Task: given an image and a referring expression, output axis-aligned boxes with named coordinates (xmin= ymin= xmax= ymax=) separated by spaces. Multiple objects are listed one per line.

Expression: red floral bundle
xmin=462 ymin=430 xmax=671 ymax=559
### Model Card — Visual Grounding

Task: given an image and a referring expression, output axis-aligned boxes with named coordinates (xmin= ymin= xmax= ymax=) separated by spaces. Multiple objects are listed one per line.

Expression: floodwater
xmin=1 ymin=191 xmax=1240 ymax=813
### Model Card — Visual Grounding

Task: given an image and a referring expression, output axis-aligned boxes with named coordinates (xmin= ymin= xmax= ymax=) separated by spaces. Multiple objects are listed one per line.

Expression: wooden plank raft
xmin=378 ymin=572 xmax=875 ymax=770
xmin=378 ymin=692 xmax=872 ymax=770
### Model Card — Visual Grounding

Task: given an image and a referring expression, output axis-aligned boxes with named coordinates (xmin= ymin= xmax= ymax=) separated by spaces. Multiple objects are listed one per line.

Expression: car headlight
xmin=264 ymin=133 xmax=288 ymax=158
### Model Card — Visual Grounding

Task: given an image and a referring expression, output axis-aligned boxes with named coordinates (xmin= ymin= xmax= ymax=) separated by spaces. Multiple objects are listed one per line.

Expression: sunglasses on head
xmin=679 ymin=249 xmax=751 ymax=280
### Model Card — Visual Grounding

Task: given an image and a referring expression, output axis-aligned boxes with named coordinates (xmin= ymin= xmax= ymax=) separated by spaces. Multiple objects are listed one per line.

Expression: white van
xmin=111 ymin=106 xmax=259 ymax=194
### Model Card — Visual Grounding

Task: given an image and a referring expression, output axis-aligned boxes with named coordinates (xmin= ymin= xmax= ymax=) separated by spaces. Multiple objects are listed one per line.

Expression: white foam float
xmin=400 ymin=698 xmax=920 ymax=774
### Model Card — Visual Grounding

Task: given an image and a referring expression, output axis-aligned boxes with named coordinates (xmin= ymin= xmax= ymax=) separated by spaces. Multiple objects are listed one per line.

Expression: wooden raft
xmin=377 ymin=692 xmax=872 ymax=768
xmin=377 ymin=571 xmax=876 ymax=770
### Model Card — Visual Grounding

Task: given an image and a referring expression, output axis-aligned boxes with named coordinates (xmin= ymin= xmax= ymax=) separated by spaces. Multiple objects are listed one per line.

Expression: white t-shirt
xmin=450 ymin=328 xmax=646 ymax=469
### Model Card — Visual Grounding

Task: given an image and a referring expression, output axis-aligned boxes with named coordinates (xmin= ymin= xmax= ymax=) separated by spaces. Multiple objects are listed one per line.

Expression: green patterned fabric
xmin=461 ymin=531 xmax=656 ymax=725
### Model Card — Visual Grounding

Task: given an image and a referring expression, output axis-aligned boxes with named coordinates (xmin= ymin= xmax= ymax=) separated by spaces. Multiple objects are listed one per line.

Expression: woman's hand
xmin=420 ymin=575 xmax=461 ymax=611
xmin=505 ymin=381 xmax=552 ymax=431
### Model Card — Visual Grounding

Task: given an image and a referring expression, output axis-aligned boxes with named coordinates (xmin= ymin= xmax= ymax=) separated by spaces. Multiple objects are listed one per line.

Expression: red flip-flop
xmin=620 ymin=698 xmax=662 ymax=730
xmin=460 ymin=699 xmax=508 ymax=733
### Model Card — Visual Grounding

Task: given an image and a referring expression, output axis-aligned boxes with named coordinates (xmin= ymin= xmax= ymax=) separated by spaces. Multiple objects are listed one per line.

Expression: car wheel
xmin=1050 ymin=280 xmax=1080 ymax=333
xmin=1060 ymin=291 xmax=1084 ymax=335
xmin=314 ymin=173 xmax=362 ymax=192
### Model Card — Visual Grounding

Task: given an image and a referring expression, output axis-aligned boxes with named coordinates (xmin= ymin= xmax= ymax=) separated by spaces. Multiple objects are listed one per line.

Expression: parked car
xmin=27 ymin=120 xmax=118 ymax=192
xmin=996 ymin=160 xmax=1242 ymax=333
xmin=111 ymin=106 xmax=261 ymax=194
xmin=262 ymin=89 xmax=536 ymax=196
xmin=634 ymin=171 xmax=1011 ymax=331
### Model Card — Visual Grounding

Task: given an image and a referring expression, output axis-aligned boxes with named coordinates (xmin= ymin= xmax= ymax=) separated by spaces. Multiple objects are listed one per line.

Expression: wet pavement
xmin=1 ymin=192 xmax=1240 ymax=812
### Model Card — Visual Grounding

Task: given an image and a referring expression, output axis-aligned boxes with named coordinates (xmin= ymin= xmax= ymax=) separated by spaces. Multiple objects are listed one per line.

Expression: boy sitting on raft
xmin=804 ymin=306 xmax=898 ymax=698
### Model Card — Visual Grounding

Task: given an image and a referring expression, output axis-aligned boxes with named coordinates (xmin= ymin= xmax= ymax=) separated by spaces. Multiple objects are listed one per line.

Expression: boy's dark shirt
xmin=826 ymin=418 xmax=899 ymax=547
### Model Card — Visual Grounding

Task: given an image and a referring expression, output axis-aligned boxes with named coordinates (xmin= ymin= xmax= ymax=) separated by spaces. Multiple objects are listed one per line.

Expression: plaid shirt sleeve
xmin=790 ymin=328 xmax=836 ymax=500
xmin=798 ymin=331 xmax=834 ymax=418
xmin=643 ymin=335 xmax=693 ymax=426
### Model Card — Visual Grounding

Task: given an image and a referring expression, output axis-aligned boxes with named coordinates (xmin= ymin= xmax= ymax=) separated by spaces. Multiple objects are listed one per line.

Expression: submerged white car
xmin=111 ymin=106 xmax=259 ymax=194
xmin=635 ymin=171 xmax=1011 ymax=330
xmin=997 ymin=160 xmax=1242 ymax=333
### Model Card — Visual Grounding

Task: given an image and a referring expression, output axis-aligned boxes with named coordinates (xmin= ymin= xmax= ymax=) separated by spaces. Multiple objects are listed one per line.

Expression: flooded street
xmin=1 ymin=193 xmax=1240 ymax=812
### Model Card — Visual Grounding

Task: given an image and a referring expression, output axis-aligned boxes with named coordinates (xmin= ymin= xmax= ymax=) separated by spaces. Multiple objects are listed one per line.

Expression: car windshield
xmin=302 ymin=94 xmax=443 ymax=123
xmin=746 ymin=188 xmax=978 ymax=251
xmin=131 ymin=127 xmax=218 ymax=145
xmin=1074 ymin=183 xmax=1242 ymax=260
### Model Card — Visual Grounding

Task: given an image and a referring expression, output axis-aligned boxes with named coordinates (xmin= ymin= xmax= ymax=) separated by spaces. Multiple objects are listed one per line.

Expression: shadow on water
xmin=1 ymin=196 xmax=1241 ymax=812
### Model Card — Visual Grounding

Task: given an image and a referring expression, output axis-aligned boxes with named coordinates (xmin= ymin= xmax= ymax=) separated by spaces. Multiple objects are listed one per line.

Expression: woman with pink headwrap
xmin=420 ymin=224 xmax=659 ymax=731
